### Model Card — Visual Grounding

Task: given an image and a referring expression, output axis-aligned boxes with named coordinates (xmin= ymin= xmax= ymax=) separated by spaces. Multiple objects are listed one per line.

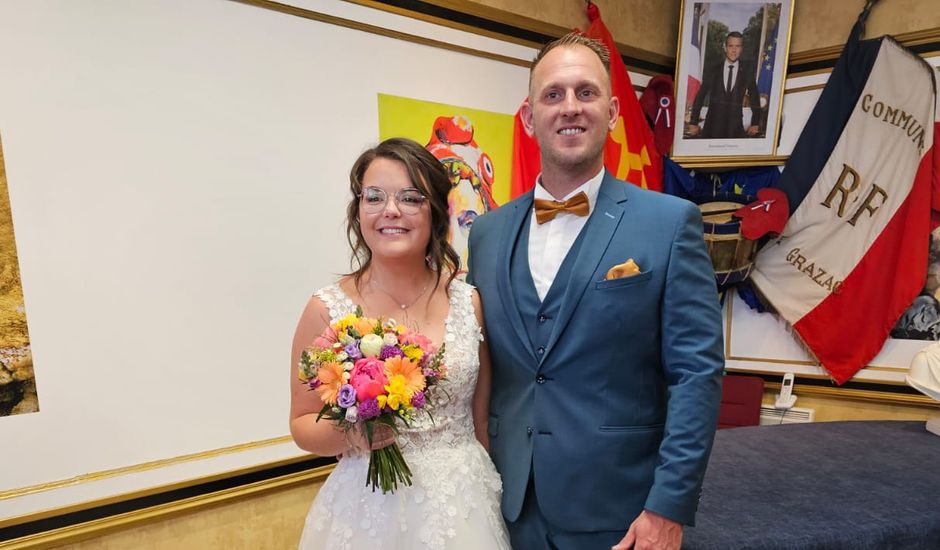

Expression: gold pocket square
xmin=605 ymin=258 xmax=641 ymax=280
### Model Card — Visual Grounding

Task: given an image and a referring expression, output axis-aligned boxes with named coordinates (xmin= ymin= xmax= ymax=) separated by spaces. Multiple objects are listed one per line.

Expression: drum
xmin=697 ymin=195 xmax=757 ymax=289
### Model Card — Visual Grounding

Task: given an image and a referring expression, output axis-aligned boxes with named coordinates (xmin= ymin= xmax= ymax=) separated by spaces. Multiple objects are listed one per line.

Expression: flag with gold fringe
xmin=750 ymin=4 xmax=940 ymax=384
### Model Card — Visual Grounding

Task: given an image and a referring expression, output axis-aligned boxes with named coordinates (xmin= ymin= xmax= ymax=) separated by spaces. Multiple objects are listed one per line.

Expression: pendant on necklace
xmin=400 ymin=304 xmax=407 ymax=310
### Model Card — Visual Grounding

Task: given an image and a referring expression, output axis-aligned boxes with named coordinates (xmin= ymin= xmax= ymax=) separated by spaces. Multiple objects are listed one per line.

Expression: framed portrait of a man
xmin=672 ymin=0 xmax=794 ymax=163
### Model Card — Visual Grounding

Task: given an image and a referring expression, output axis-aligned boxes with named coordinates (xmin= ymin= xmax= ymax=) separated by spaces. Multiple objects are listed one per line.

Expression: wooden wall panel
xmin=791 ymin=0 xmax=940 ymax=53
xmin=53 ymin=483 xmax=320 ymax=550
xmin=436 ymin=0 xmax=940 ymax=63
xmin=457 ymin=0 xmax=678 ymax=60
xmin=761 ymin=392 xmax=937 ymax=423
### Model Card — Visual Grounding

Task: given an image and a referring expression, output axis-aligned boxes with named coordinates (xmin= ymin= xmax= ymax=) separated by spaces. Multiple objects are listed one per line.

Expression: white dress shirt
xmin=527 ymin=168 xmax=605 ymax=301
xmin=724 ymin=59 xmax=740 ymax=92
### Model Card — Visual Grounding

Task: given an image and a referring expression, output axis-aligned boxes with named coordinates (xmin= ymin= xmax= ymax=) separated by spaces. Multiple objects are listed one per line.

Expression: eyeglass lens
xmin=360 ymin=187 xmax=426 ymax=214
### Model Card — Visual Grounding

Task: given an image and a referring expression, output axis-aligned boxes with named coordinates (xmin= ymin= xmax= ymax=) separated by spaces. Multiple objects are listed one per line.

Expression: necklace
xmin=369 ymin=272 xmax=432 ymax=311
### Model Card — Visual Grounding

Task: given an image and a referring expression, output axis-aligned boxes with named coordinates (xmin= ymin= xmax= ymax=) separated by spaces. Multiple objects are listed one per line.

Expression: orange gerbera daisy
xmin=383 ymin=356 xmax=426 ymax=397
xmin=315 ymin=361 xmax=345 ymax=405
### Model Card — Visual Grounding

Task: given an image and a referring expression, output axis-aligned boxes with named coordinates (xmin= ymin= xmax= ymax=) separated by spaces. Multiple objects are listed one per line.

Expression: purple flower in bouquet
xmin=358 ymin=397 xmax=380 ymax=420
xmin=411 ymin=391 xmax=426 ymax=409
xmin=344 ymin=342 xmax=363 ymax=360
xmin=379 ymin=345 xmax=404 ymax=360
xmin=337 ymin=384 xmax=357 ymax=408
xmin=308 ymin=378 xmax=322 ymax=390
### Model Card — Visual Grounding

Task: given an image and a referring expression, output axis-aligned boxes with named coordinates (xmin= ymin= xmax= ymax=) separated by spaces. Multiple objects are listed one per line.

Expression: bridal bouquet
xmin=298 ymin=308 xmax=447 ymax=494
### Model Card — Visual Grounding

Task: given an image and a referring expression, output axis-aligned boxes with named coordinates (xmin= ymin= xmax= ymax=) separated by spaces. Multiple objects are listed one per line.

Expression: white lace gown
xmin=298 ymin=279 xmax=511 ymax=550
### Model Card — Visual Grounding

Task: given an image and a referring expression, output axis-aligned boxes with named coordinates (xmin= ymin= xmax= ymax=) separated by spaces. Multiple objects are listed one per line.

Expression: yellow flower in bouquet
xmin=379 ymin=376 xmax=411 ymax=412
xmin=335 ymin=313 xmax=358 ymax=331
xmin=401 ymin=344 xmax=424 ymax=364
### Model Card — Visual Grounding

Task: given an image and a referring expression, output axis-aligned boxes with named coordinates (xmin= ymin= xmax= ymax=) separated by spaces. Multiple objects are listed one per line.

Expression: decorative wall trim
xmin=727 ymin=356 xmax=819 ymax=367
xmin=347 ymin=0 xmax=675 ymax=74
xmin=0 ymin=463 xmax=334 ymax=549
xmin=0 ymin=454 xmax=314 ymax=530
xmin=671 ymin=155 xmax=788 ymax=169
xmin=346 ymin=0 xmax=549 ymax=49
xmin=788 ymin=27 xmax=940 ymax=74
xmin=785 ymin=83 xmax=826 ymax=94
xmin=345 ymin=4 xmax=939 ymax=79
xmin=229 ymin=0 xmax=532 ymax=67
xmin=0 ymin=435 xmax=293 ymax=501
xmin=240 ymin=2 xmax=940 ymax=81
xmin=762 ymin=380 xmax=940 ymax=407
xmin=727 ymin=370 xmax=939 ymax=406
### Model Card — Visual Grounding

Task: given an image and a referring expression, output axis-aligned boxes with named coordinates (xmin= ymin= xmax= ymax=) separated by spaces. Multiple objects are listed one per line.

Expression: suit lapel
xmin=540 ymin=174 xmax=629 ymax=363
xmin=496 ymin=192 xmax=538 ymax=363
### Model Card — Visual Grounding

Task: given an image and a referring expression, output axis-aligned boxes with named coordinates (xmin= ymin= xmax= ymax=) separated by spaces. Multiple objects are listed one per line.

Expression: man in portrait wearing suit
xmin=688 ymin=31 xmax=762 ymax=139
xmin=467 ymin=32 xmax=724 ymax=550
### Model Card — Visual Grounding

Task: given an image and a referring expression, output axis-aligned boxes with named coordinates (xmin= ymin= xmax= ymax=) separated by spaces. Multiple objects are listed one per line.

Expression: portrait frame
xmin=723 ymin=289 xmax=938 ymax=407
xmin=672 ymin=0 xmax=795 ymax=165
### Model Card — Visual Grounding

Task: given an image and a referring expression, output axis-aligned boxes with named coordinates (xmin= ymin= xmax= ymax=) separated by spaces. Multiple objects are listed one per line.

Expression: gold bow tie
xmin=533 ymin=192 xmax=590 ymax=224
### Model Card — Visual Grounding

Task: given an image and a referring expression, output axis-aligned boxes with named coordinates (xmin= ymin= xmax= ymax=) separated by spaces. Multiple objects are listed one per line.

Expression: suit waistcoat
xmin=510 ymin=211 xmax=589 ymax=365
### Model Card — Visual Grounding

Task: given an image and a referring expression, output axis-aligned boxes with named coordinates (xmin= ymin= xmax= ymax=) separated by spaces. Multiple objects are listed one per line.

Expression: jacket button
xmin=537 ymin=346 xmax=545 ymax=355
xmin=536 ymin=375 xmax=546 ymax=384
xmin=526 ymin=426 xmax=533 ymax=435
xmin=538 ymin=315 xmax=548 ymax=323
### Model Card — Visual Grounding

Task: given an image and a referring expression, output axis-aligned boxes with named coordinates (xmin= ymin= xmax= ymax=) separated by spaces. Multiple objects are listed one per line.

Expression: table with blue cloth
xmin=683 ymin=420 xmax=940 ymax=549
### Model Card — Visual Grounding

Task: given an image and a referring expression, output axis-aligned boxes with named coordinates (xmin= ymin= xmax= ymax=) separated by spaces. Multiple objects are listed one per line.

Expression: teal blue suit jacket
xmin=467 ymin=173 xmax=723 ymax=530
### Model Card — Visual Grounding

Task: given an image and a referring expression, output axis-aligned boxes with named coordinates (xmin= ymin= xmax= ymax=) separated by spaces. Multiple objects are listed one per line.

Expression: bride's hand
xmin=368 ymin=424 xmax=396 ymax=450
xmin=346 ymin=424 xmax=396 ymax=452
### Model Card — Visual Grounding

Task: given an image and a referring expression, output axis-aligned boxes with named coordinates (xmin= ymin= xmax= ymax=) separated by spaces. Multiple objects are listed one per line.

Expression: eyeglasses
xmin=358 ymin=187 xmax=428 ymax=215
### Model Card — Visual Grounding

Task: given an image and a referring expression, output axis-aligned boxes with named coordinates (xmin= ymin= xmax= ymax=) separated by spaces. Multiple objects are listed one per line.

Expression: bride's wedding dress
xmin=298 ymin=279 xmax=510 ymax=550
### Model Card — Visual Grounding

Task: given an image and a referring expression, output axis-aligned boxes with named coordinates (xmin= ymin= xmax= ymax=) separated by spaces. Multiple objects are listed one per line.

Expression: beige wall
xmin=791 ymin=0 xmax=940 ymax=53
xmin=48 ymin=483 xmax=320 ymax=550
xmin=762 ymin=392 xmax=939 ymax=422
xmin=466 ymin=0 xmax=678 ymax=59
xmin=459 ymin=0 xmax=940 ymax=60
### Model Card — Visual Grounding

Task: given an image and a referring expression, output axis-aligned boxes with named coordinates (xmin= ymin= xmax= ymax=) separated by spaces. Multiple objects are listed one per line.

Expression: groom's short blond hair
xmin=529 ymin=32 xmax=612 ymax=93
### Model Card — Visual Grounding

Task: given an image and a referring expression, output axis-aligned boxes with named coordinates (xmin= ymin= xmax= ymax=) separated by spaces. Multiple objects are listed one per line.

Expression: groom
xmin=468 ymin=33 xmax=723 ymax=550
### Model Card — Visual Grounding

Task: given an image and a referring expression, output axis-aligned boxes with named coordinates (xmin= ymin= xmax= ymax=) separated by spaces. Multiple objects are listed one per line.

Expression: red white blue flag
xmin=686 ymin=3 xmax=709 ymax=108
xmin=750 ymin=13 xmax=940 ymax=384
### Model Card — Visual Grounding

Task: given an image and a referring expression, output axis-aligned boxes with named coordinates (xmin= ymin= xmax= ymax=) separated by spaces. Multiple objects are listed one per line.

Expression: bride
xmin=289 ymin=138 xmax=510 ymax=550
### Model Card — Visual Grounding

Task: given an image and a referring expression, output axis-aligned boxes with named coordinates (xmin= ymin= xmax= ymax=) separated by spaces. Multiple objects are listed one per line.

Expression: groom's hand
xmin=612 ymin=510 xmax=682 ymax=550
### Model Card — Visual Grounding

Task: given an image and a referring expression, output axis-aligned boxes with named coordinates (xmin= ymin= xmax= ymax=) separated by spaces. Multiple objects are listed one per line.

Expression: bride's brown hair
xmin=346 ymin=138 xmax=460 ymax=294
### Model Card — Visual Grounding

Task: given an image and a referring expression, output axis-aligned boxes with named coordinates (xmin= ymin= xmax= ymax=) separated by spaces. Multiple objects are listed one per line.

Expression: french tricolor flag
xmin=750 ymin=12 xmax=940 ymax=384
xmin=686 ymin=4 xmax=708 ymax=107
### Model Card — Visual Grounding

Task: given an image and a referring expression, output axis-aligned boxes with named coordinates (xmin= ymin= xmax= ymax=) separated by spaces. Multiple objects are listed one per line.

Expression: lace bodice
xmin=301 ymin=279 xmax=509 ymax=550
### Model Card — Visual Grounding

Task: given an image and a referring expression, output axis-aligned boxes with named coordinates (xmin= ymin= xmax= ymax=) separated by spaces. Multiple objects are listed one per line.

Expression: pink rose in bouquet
xmin=399 ymin=329 xmax=434 ymax=351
